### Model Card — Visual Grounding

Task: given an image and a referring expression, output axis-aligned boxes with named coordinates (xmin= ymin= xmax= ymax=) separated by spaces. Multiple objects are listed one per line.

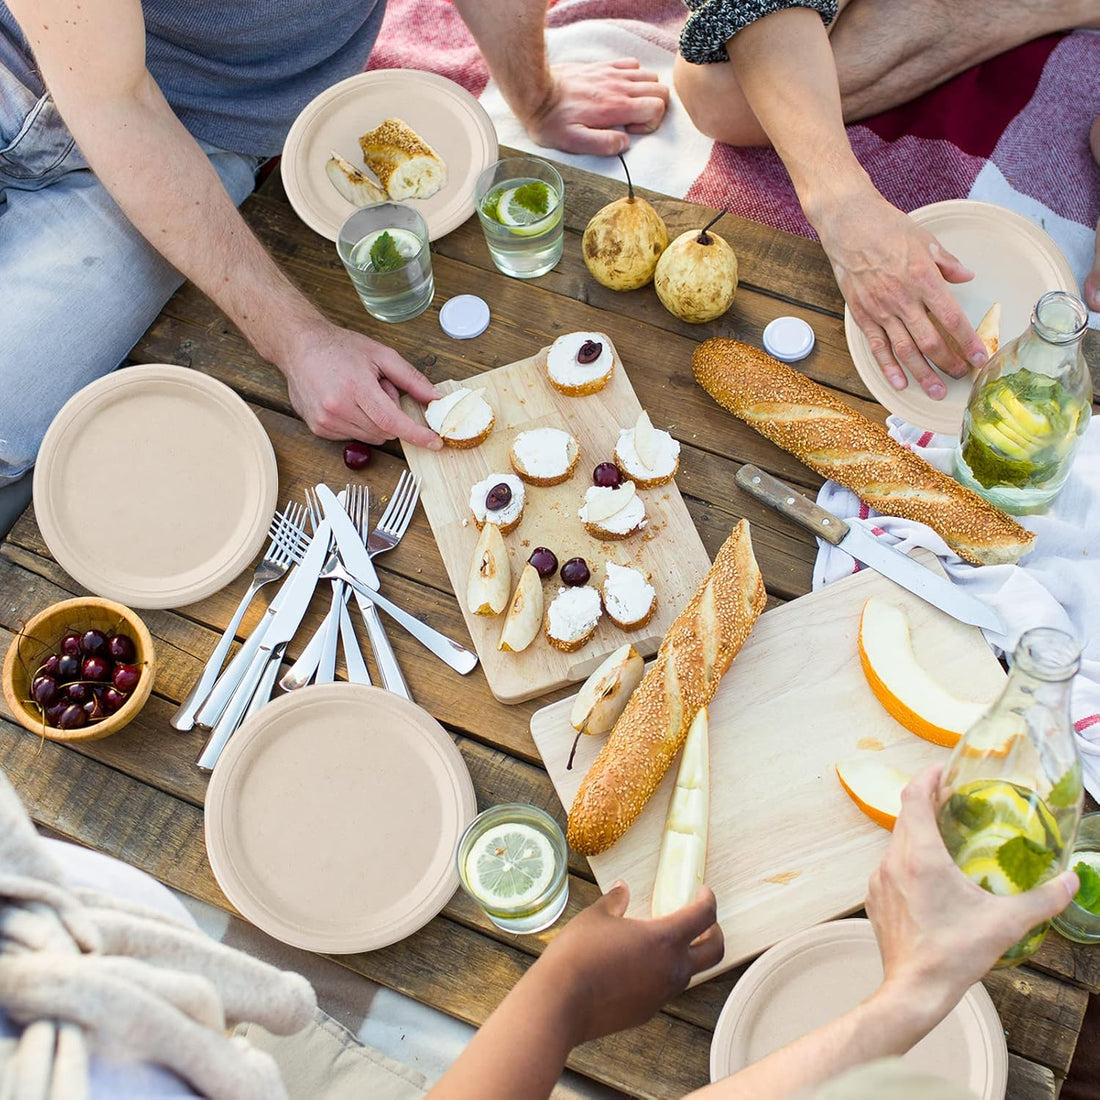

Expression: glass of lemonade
xmin=336 ymin=202 xmax=434 ymax=322
xmin=1053 ymin=812 xmax=1100 ymax=944
xmin=456 ymin=803 xmax=568 ymax=933
xmin=474 ymin=157 xmax=564 ymax=279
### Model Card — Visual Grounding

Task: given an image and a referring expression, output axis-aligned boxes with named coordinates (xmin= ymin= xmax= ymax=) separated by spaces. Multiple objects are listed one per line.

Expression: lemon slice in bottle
xmin=464 ymin=822 xmax=555 ymax=910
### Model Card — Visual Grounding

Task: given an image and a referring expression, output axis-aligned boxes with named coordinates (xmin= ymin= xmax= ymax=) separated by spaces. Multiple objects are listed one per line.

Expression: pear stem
xmin=697 ymin=209 xmax=726 ymax=245
xmin=618 ymin=153 xmax=635 ymax=203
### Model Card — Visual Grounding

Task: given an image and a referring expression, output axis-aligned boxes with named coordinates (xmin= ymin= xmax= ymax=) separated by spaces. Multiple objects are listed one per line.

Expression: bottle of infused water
xmin=938 ymin=628 xmax=1083 ymax=967
xmin=954 ymin=291 xmax=1091 ymax=514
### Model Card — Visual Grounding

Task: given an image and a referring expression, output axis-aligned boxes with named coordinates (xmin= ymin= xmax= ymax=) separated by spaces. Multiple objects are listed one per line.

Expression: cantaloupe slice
xmin=836 ymin=759 xmax=909 ymax=831
xmin=858 ymin=598 xmax=990 ymax=748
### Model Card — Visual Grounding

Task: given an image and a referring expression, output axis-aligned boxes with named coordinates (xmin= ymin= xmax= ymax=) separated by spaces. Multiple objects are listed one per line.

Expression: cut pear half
xmin=466 ymin=523 xmax=510 ymax=617
xmin=499 ymin=563 xmax=543 ymax=653
xmin=584 ymin=480 xmax=636 ymax=524
xmin=569 ymin=643 xmax=645 ymax=736
xmin=634 ymin=410 xmax=661 ymax=470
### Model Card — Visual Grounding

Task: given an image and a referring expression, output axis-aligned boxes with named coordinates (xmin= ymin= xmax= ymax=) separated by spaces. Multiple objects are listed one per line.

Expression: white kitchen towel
xmin=812 ymin=416 xmax=1100 ymax=798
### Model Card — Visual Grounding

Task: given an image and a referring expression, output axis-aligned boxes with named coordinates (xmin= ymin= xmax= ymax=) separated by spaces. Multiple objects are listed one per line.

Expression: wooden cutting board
xmin=401 ymin=338 xmax=711 ymax=704
xmin=530 ymin=561 xmax=1007 ymax=979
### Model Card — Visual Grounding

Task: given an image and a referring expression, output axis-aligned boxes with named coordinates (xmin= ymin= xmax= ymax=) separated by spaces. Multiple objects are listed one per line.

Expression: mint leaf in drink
xmin=511 ymin=182 xmax=552 ymax=217
xmin=947 ymin=792 xmax=994 ymax=835
xmin=1073 ymin=861 xmax=1100 ymax=914
xmin=997 ymin=835 xmax=1055 ymax=892
xmin=1049 ymin=764 xmax=1082 ymax=808
xmin=370 ymin=231 xmax=406 ymax=273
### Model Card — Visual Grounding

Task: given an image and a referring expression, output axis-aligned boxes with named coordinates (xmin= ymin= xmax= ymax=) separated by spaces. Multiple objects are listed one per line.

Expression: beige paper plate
xmin=281 ymin=69 xmax=498 ymax=243
xmin=844 ymin=199 xmax=1079 ymax=436
xmin=710 ymin=919 xmax=1007 ymax=1099
xmin=33 ymin=365 xmax=278 ymax=609
xmin=205 ymin=684 xmax=477 ymax=953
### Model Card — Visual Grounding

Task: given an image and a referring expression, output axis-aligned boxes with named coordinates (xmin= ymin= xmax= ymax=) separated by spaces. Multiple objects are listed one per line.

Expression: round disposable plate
xmin=844 ymin=199 xmax=1079 ymax=436
xmin=710 ymin=919 xmax=1007 ymax=1099
xmin=282 ymin=69 xmax=498 ymax=243
xmin=33 ymin=365 xmax=277 ymax=609
xmin=205 ymin=684 xmax=477 ymax=953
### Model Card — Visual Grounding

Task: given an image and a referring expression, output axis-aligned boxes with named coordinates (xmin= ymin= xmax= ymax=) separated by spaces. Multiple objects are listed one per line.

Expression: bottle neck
xmin=999 ymin=664 xmax=1074 ymax=723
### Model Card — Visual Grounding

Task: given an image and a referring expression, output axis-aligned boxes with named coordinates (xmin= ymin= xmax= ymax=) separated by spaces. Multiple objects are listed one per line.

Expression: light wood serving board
xmin=401 ymin=338 xmax=711 ymax=704
xmin=530 ymin=561 xmax=1007 ymax=980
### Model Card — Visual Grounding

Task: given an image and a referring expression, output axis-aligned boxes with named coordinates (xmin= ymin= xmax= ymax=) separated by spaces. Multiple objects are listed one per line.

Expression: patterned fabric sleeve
xmin=680 ymin=0 xmax=839 ymax=64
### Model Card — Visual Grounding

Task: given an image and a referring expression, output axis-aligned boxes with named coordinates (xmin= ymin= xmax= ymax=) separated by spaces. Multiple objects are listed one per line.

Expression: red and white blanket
xmin=369 ymin=1 xmax=1100 ymax=318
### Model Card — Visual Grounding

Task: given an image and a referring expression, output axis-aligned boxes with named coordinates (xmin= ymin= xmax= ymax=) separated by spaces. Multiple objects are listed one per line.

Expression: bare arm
xmin=451 ymin=0 xmax=669 ymax=155
xmin=10 ymin=0 xmax=440 ymax=448
xmin=726 ymin=9 xmax=989 ymax=398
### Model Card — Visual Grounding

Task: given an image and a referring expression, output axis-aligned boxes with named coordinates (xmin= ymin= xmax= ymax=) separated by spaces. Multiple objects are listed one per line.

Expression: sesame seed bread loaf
xmin=693 ymin=339 xmax=1035 ymax=566
xmin=359 ymin=119 xmax=446 ymax=201
xmin=567 ymin=520 xmax=766 ymax=856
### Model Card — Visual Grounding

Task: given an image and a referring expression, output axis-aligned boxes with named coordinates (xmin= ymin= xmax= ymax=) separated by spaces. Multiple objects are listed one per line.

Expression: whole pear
xmin=582 ymin=155 xmax=669 ymax=291
xmin=654 ymin=212 xmax=738 ymax=323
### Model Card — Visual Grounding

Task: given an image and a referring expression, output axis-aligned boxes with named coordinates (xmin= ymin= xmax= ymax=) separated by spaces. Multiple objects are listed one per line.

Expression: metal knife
xmin=315 ymin=484 xmax=411 ymax=697
xmin=195 ymin=516 xmax=333 ymax=770
xmin=735 ymin=464 xmax=1005 ymax=634
xmin=316 ymin=484 xmax=478 ymax=676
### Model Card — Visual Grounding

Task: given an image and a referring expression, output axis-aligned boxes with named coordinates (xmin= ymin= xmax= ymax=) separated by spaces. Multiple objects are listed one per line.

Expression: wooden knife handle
xmin=735 ymin=464 xmax=849 ymax=546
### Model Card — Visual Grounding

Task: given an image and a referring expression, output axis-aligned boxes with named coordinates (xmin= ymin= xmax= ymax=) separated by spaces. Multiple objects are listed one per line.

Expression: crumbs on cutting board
xmin=764 ymin=871 xmax=802 ymax=886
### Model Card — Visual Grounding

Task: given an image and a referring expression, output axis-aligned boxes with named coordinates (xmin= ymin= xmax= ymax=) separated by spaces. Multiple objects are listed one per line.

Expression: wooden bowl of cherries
xmin=2 ymin=597 xmax=155 ymax=742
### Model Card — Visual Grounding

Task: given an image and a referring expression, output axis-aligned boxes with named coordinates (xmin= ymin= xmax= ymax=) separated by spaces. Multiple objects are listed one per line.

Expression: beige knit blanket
xmin=0 ymin=768 xmax=316 ymax=1100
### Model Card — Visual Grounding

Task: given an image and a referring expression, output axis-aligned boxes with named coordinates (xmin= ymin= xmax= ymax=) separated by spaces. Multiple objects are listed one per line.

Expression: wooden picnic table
xmin=2 ymin=149 xmax=1099 ymax=1100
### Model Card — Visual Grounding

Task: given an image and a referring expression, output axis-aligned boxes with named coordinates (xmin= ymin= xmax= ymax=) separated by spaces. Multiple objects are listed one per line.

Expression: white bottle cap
xmin=439 ymin=294 xmax=490 ymax=340
xmin=763 ymin=316 xmax=815 ymax=363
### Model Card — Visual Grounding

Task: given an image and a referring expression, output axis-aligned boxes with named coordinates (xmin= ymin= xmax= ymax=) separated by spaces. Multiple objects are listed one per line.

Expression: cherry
xmin=31 ymin=675 xmax=59 ymax=707
xmin=112 ymin=664 xmax=141 ymax=694
xmin=593 ymin=462 xmax=622 ymax=488
xmin=576 ymin=340 xmax=603 ymax=365
xmin=44 ymin=701 xmax=68 ymax=726
xmin=81 ymin=629 xmax=108 ymax=657
xmin=66 ymin=682 xmax=93 ymax=705
xmin=343 ymin=442 xmax=372 ymax=470
xmin=528 ymin=547 xmax=558 ymax=578
xmin=82 ymin=656 xmax=111 ymax=682
xmin=56 ymin=654 xmax=81 ymax=682
xmin=102 ymin=687 xmax=128 ymax=714
xmin=60 ymin=633 xmax=82 ymax=657
xmin=39 ymin=654 xmax=62 ymax=679
xmin=57 ymin=703 xmax=87 ymax=731
xmin=107 ymin=633 xmax=137 ymax=663
xmin=560 ymin=557 xmax=591 ymax=587
xmin=83 ymin=698 xmax=105 ymax=722
xmin=485 ymin=482 xmax=512 ymax=512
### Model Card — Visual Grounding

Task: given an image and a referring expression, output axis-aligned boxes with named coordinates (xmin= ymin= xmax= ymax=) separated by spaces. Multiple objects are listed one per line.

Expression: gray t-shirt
xmin=0 ymin=0 xmax=386 ymax=156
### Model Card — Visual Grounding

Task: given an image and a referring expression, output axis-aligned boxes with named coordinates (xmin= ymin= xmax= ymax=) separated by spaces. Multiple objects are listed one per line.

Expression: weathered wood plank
xmin=1006 ymin=1053 xmax=1056 ymax=1100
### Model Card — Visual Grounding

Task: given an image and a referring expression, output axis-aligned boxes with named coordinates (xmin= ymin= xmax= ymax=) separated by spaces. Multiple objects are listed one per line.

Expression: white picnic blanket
xmin=812 ymin=416 xmax=1100 ymax=799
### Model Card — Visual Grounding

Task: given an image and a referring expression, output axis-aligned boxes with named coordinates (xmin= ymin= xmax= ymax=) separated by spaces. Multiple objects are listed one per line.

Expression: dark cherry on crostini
xmin=343 ymin=441 xmax=372 ymax=470
xmin=592 ymin=462 xmax=622 ymax=488
xmin=576 ymin=340 xmax=603 ymax=365
xmin=560 ymin=557 xmax=591 ymax=587
xmin=485 ymin=482 xmax=512 ymax=512
xmin=528 ymin=547 xmax=558 ymax=578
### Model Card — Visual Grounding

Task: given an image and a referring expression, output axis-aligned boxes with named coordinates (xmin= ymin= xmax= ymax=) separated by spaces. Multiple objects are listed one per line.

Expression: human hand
xmin=280 ymin=320 xmax=442 ymax=449
xmin=866 ymin=766 xmax=1077 ymax=1026
xmin=522 ymin=59 xmax=669 ymax=156
xmin=533 ymin=881 xmax=723 ymax=1045
xmin=814 ymin=192 xmax=989 ymax=399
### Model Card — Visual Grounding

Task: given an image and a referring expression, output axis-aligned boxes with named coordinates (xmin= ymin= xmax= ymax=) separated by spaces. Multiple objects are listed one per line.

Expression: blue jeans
xmin=0 ymin=56 xmax=260 ymax=494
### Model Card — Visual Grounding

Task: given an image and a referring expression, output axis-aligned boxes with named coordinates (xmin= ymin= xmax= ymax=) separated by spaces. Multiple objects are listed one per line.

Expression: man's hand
xmin=814 ymin=192 xmax=989 ymax=399
xmin=280 ymin=319 xmax=442 ymax=449
xmin=523 ymin=59 xmax=669 ymax=156
xmin=867 ymin=766 xmax=1077 ymax=1026
xmin=535 ymin=881 xmax=723 ymax=1045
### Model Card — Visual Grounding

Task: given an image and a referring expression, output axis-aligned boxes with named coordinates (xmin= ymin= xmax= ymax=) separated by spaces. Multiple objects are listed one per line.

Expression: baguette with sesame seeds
xmin=693 ymin=339 xmax=1035 ymax=566
xmin=359 ymin=119 xmax=446 ymax=201
xmin=566 ymin=520 xmax=766 ymax=856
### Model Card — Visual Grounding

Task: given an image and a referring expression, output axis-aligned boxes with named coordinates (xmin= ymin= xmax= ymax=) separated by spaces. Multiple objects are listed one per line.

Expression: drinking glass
xmin=474 ymin=157 xmax=564 ymax=279
xmin=1053 ymin=812 xmax=1100 ymax=944
xmin=456 ymin=802 xmax=568 ymax=933
xmin=336 ymin=202 xmax=434 ymax=322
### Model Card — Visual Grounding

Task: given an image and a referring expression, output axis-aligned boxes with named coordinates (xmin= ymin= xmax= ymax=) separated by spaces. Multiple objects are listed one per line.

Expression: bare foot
xmin=1087 ymin=116 xmax=1100 ymax=312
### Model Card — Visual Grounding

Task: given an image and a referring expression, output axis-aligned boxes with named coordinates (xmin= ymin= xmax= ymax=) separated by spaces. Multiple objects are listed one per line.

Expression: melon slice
xmin=836 ymin=759 xmax=909 ymax=831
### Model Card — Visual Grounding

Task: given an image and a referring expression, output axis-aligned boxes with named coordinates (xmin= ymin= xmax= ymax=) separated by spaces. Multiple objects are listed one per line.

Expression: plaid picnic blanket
xmin=368 ymin=1 xmax=1100 ymax=315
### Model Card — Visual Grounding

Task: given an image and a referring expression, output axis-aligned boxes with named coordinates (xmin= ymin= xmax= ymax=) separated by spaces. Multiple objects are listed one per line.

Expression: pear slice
xmin=584 ymin=480 xmax=636 ymax=525
xmin=976 ymin=302 xmax=1001 ymax=358
xmin=325 ymin=151 xmax=386 ymax=206
xmin=569 ymin=643 xmax=644 ymax=736
xmin=633 ymin=410 xmax=661 ymax=470
xmin=441 ymin=389 xmax=491 ymax=440
xmin=466 ymin=523 xmax=510 ymax=616
xmin=498 ymin=563 xmax=543 ymax=653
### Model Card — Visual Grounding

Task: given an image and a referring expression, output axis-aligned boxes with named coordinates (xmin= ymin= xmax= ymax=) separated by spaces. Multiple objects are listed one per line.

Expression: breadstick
xmin=567 ymin=520 xmax=766 ymax=856
xmin=693 ymin=339 xmax=1035 ymax=566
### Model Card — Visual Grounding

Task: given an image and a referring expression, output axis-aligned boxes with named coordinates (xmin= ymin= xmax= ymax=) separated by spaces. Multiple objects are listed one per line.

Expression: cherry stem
xmin=566 ymin=730 xmax=583 ymax=771
xmin=697 ymin=209 xmax=726 ymax=245
xmin=618 ymin=153 xmax=635 ymax=203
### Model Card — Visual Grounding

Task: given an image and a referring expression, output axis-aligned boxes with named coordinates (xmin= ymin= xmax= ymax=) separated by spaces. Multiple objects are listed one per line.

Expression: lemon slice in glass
xmin=495 ymin=182 xmax=559 ymax=237
xmin=464 ymin=822 xmax=555 ymax=909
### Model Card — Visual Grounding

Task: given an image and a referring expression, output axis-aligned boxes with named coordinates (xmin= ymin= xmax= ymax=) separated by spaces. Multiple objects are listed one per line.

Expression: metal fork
xmin=367 ymin=471 xmax=421 ymax=561
xmin=171 ymin=501 xmax=305 ymax=731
